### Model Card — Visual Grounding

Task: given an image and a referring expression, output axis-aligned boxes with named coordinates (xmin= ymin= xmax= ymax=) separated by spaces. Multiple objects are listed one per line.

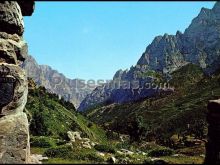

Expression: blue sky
xmin=24 ymin=2 xmax=215 ymax=81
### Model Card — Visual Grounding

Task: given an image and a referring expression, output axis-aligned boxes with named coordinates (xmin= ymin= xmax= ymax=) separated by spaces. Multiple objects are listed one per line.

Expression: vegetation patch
xmin=148 ymin=147 xmax=174 ymax=157
xmin=94 ymin=144 xmax=116 ymax=154
xmin=30 ymin=136 xmax=56 ymax=148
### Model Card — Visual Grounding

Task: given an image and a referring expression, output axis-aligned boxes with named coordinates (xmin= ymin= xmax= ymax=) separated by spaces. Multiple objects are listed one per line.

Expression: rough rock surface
xmin=0 ymin=1 xmax=24 ymax=36
xmin=79 ymin=2 xmax=220 ymax=111
xmin=0 ymin=32 xmax=28 ymax=64
xmin=0 ymin=112 xmax=30 ymax=164
xmin=29 ymin=154 xmax=48 ymax=164
xmin=0 ymin=64 xmax=28 ymax=116
xmin=67 ymin=131 xmax=82 ymax=142
xmin=0 ymin=1 xmax=34 ymax=163
xmin=67 ymin=131 xmax=93 ymax=149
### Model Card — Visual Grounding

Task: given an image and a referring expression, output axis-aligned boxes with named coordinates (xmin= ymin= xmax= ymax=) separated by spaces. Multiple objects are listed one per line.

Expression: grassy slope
xmin=25 ymin=83 xmax=107 ymax=143
xmin=85 ymin=64 xmax=220 ymax=141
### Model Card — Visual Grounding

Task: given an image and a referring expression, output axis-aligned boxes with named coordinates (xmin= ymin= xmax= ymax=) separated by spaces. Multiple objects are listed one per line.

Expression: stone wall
xmin=0 ymin=1 xmax=34 ymax=163
xmin=205 ymin=99 xmax=220 ymax=164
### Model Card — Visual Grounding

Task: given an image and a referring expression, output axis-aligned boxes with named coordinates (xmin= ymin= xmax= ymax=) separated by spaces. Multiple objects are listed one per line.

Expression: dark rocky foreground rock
xmin=0 ymin=1 xmax=34 ymax=163
xmin=79 ymin=2 xmax=220 ymax=111
xmin=205 ymin=99 xmax=220 ymax=164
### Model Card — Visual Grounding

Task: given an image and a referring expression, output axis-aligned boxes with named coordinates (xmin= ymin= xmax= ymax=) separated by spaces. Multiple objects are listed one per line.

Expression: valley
xmin=25 ymin=2 xmax=220 ymax=164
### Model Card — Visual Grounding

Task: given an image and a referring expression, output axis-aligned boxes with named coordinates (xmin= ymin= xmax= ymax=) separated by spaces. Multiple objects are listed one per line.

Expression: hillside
xmin=85 ymin=64 xmax=220 ymax=145
xmin=25 ymin=79 xmax=207 ymax=164
xmin=25 ymin=79 xmax=107 ymax=143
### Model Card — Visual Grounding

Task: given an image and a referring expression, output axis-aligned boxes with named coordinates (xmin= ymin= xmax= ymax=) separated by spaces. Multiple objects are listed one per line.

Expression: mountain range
xmin=78 ymin=2 xmax=220 ymax=111
xmin=22 ymin=55 xmax=94 ymax=108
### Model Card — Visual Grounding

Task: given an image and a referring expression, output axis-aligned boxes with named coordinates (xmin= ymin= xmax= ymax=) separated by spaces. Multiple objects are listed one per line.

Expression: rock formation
xmin=205 ymin=99 xmax=220 ymax=164
xmin=22 ymin=55 xmax=94 ymax=108
xmin=79 ymin=2 xmax=220 ymax=111
xmin=0 ymin=1 xmax=34 ymax=163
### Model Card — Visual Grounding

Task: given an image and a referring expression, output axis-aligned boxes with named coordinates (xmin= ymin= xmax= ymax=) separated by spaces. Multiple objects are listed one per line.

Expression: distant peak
xmin=176 ymin=30 xmax=182 ymax=36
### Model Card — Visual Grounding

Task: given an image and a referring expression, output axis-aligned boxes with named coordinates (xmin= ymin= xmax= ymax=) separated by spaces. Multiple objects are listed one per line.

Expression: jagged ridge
xmin=79 ymin=2 xmax=220 ymax=111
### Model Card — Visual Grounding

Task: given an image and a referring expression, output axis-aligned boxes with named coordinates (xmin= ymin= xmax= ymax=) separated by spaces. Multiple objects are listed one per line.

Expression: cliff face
xmin=79 ymin=2 xmax=220 ymax=111
xmin=138 ymin=2 xmax=220 ymax=74
xmin=0 ymin=1 xmax=34 ymax=163
xmin=22 ymin=55 xmax=94 ymax=108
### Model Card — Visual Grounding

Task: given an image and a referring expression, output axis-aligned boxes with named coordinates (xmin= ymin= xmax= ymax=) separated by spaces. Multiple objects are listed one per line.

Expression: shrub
xmin=148 ymin=147 xmax=174 ymax=157
xmin=143 ymin=158 xmax=154 ymax=164
xmin=87 ymin=122 xmax=93 ymax=128
xmin=44 ymin=145 xmax=72 ymax=158
xmin=30 ymin=136 xmax=56 ymax=148
xmin=81 ymin=152 xmax=104 ymax=162
xmin=106 ymin=130 xmax=120 ymax=140
xmin=44 ymin=146 xmax=104 ymax=162
xmin=55 ymin=139 xmax=66 ymax=146
xmin=94 ymin=144 xmax=116 ymax=154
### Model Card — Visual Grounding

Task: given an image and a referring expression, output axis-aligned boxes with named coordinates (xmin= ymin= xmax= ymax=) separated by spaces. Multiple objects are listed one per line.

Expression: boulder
xmin=29 ymin=154 xmax=48 ymax=164
xmin=67 ymin=131 xmax=82 ymax=142
xmin=82 ymin=142 xmax=92 ymax=149
xmin=81 ymin=138 xmax=90 ymax=142
xmin=97 ymin=152 xmax=105 ymax=157
xmin=0 ymin=112 xmax=30 ymax=163
xmin=119 ymin=149 xmax=134 ymax=155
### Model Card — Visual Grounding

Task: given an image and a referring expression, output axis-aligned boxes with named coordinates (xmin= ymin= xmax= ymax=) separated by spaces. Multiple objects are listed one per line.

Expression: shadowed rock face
xmin=205 ymin=99 xmax=220 ymax=164
xmin=79 ymin=2 xmax=220 ymax=111
xmin=0 ymin=1 xmax=34 ymax=163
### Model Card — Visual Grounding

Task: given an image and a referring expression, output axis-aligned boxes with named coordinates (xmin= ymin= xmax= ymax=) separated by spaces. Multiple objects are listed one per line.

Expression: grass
xmin=42 ymin=158 xmax=90 ymax=164
xmin=26 ymin=84 xmax=107 ymax=144
xmin=26 ymin=81 xmax=109 ymax=164
xmin=160 ymin=155 xmax=204 ymax=164
xmin=30 ymin=147 xmax=48 ymax=155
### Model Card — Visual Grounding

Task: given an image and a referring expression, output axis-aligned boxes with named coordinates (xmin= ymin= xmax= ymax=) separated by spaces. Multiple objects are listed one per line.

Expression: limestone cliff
xmin=22 ymin=55 xmax=94 ymax=108
xmin=0 ymin=1 xmax=34 ymax=163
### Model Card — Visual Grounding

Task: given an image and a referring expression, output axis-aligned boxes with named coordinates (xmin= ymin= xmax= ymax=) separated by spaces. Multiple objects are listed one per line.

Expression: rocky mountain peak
xmin=79 ymin=2 xmax=220 ymax=111
xmin=213 ymin=1 xmax=220 ymax=13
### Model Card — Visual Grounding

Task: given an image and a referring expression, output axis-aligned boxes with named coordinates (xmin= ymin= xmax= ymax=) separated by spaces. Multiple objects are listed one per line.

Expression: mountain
xmin=22 ymin=55 xmax=94 ymax=108
xmin=79 ymin=2 xmax=220 ymax=111
xmin=85 ymin=63 xmax=220 ymax=144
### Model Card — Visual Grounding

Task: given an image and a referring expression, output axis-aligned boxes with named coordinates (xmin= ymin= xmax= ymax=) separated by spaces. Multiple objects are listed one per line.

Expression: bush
xmin=55 ymin=139 xmax=66 ymax=146
xmin=30 ymin=136 xmax=56 ymax=148
xmin=106 ymin=131 xmax=120 ymax=140
xmin=148 ymin=147 xmax=174 ymax=157
xmin=80 ymin=152 xmax=104 ymax=162
xmin=44 ymin=145 xmax=72 ymax=158
xmin=44 ymin=146 xmax=104 ymax=162
xmin=94 ymin=144 xmax=116 ymax=154
xmin=143 ymin=158 xmax=154 ymax=164
xmin=87 ymin=122 xmax=93 ymax=128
